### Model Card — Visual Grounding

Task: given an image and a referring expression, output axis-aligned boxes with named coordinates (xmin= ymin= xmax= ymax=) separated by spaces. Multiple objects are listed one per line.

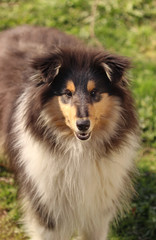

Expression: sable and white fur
xmin=0 ymin=26 xmax=139 ymax=240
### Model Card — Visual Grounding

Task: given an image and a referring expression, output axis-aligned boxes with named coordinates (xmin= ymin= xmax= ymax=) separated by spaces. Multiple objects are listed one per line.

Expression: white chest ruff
xmin=16 ymin=124 xmax=137 ymax=231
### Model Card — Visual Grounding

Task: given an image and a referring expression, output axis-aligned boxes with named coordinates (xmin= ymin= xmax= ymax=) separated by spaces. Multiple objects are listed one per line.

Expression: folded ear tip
xmin=31 ymin=54 xmax=62 ymax=84
xmin=121 ymin=57 xmax=131 ymax=69
xmin=100 ymin=54 xmax=131 ymax=83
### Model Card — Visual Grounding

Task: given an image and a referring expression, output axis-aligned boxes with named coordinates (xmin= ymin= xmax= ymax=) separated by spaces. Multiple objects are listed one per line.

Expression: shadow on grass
xmin=111 ymin=167 xmax=156 ymax=240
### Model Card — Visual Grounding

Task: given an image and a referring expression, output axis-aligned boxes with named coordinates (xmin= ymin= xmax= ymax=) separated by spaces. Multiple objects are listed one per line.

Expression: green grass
xmin=0 ymin=165 xmax=25 ymax=240
xmin=110 ymin=148 xmax=156 ymax=240
xmin=0 ymin=0 xmax=156 ymax=239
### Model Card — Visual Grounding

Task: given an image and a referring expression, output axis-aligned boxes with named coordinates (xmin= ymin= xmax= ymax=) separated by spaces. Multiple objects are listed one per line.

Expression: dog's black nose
xmin=76 ymin=119 xmax=90 ymax=131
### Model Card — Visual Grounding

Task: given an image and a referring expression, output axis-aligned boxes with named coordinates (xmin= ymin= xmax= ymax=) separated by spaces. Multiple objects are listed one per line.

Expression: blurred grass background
xmin=0 ymin=0 xmax=156 ymax=239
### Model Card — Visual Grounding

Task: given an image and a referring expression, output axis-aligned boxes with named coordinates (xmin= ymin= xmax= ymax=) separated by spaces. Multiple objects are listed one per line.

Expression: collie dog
xmin=0 ymin=26 xmax=139 ymax=240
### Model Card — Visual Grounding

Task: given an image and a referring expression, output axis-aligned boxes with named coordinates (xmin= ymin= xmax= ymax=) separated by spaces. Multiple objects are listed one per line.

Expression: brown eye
xmin=90 ymin=89 xmax=97 ymax=98
xmin=65 ymin=89 xmax=72 ymax=98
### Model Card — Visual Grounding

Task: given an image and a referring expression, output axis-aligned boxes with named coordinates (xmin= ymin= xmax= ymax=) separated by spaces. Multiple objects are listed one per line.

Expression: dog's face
xmin=32 ymin=48 xmax=130 ymax=141
xmin=58 ymin=78 xmax=112 ymax=141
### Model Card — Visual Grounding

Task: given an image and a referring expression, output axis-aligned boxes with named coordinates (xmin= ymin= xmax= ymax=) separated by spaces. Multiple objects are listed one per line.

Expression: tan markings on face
xmin=43 ymin=96 xmax=73 ymax=136
xmin=44 ymin=93 xmax=120 ymax=138
xmin=88 ymin=93 xmax=120 ymax=131
xmin=58 ymin=97 xmax=77 ymax=132
xmin=66 ymin=80 xmax=75 ymax=93
xmin=87 ymin=80 xmax=96 ymax=92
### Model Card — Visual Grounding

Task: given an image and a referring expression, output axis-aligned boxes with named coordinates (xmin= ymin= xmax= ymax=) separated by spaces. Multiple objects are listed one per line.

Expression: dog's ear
xmin=100 ymin=53 xmax=131 ymax=83
xmin=31 ymin=49 xmax=62 ymax=84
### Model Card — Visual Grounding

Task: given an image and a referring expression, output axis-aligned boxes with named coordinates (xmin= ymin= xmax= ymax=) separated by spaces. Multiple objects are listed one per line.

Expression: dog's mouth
xmin=75 ymin=132 xmax=91 ymax=141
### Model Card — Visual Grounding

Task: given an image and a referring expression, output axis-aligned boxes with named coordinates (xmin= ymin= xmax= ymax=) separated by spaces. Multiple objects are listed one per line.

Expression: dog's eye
xmin=90 ymin=89 xmax=97 ymax=98
xmin=65 ymin=90 xmax=73 ymax=98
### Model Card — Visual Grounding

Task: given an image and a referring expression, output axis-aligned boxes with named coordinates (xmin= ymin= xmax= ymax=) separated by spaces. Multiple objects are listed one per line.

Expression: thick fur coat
xmin=0 ymin=26 xmax=139 ymax=240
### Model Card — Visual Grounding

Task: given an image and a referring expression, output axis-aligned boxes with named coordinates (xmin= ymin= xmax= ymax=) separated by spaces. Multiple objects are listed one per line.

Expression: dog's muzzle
xmin=75 ymin=119 xmax=91 ymax=140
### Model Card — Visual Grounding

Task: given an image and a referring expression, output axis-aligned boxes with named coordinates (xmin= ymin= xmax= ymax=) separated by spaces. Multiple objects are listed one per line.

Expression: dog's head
xmin=32 ymin=47 xmax=131 ymax=141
